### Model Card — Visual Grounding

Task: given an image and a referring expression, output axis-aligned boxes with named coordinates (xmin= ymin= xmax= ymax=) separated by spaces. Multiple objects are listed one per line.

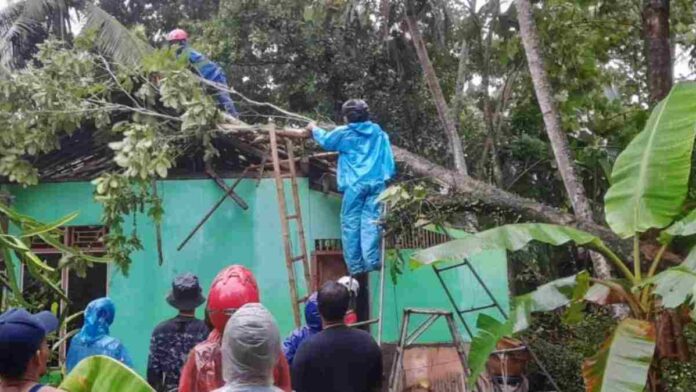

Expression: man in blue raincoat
xmin=282 ymin=292 xmax=321 ymax=365
xmin=66 ymin=297 xmax=133 ymax=373
xmin=306 ymin=100 xmax=395 ymax=275
xmin=166 ymin=28 xmax=240 ymax=118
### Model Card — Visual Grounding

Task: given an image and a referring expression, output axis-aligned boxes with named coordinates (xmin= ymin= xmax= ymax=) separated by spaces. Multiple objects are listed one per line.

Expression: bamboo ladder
xmin=269 ymin=128 xmax=312 ymax=327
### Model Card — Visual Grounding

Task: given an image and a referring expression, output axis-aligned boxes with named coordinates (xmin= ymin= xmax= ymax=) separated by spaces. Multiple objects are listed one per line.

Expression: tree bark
xmin=515 ymin=0 xmax=613 ymax=280
xmin=481 ymin=0 xmax=504 ymax=187
xmin=379 ymin=0 xmax=391 ymax=41
xmin=643 ymin=0 xmax=672 ymax=103
xmin=451 ymin=40 xmax=470 ymax=125
xmin=405 ymin=11 xmax=468 ymax=176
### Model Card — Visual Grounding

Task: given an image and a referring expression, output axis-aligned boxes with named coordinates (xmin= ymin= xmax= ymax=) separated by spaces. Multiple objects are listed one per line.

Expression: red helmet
xmin=166 ymin=28 xmax=188 ymax=42
xmin=206 ymin=265 xmax=260 ymax=331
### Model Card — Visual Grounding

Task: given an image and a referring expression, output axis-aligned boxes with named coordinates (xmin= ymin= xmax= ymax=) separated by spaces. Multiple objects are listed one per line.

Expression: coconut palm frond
xmin=80 ymin=3 xmax=152 ymax=66
xmin=0 ymin=0 xmax=69 ymax=68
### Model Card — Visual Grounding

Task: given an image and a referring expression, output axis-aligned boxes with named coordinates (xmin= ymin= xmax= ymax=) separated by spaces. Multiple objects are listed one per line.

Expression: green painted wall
xmin=374 ymin=249 xmax=509 ymax=343
xmin=10 ymin=179 xmax=508 ymax=376
xmin=11 ymin=179 xmax=327 ymax=375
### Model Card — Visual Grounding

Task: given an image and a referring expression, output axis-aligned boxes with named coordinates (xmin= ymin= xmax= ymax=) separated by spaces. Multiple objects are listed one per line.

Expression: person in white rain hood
xmin=214 ymin=303 xmax=283 ymax=392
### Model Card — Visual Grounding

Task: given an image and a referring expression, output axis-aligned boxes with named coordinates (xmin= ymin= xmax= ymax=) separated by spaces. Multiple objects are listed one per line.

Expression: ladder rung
xmin=296 ymin=295 xmax=309 ymax=303
xmin=291 ymin=254 xmax=306 ymax=262
xmin=286 ymin=214 xmax=298 ymax=220
xmin=458 ymin=304 xmax=496 ymax=313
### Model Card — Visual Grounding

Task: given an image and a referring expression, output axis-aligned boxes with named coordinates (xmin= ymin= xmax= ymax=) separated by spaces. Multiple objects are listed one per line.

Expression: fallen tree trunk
xmin=391 ymin=146 xmax=625 ymax=251
xmin=212 ymin=96 xmax=626 ymax=252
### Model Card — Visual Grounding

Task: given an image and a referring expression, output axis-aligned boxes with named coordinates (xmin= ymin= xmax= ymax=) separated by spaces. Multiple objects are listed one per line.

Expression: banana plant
xmin=410 ymin=81 xmax=696 ymax=391
xmin=0 ymin=201 xmax=110 ymax=309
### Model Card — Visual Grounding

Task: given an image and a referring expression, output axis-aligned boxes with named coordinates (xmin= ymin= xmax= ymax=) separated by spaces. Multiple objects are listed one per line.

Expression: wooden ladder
xmin=269 ymin=128 xmax=312 ymax=327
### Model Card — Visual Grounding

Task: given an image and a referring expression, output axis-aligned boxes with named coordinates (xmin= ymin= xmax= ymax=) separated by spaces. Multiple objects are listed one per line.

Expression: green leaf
xmin=512 ymin=274 xmax=580 ymax=332
xmin=0 ymin=234 xmax=30 ymax=251
xmin=60 ymin=355 xmax=155 ymax=392
xmin=466 ymin=273 xmax=586 ymax=386
xmin=605 ymin=82 xmax=696 ymax=238
xmin=0 ymin=244 xmax=27 ymax=306
xmin=563 ymin=270 xmax=591 ymax=324
xmin=22 ymin=254 xmax=68 ymax=303
xmin=20 ymin=211 xmax=77 ymax=237
xmin=411 ymin=223 xmax=602 ymax=267
xmin=80 ymin=4 xmax=152 ymax=66
xmin=646 ymin=247 xmax=696 ymax=309
xmin=466 ymin=314 xmax=513 ymax=387
xmin=419 ymin=221 xmax=470 ymax=239
xmin=36 ymin=232 xmax=111 ymax=264
xmin=660 ymin=208 xmax=696 ymax=243
xmin=582 ymin=318 xmax=656 ymax=392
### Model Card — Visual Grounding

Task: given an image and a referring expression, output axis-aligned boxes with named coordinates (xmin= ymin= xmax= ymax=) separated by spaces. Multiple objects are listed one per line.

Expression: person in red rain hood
xmin=178 ymin=265 xmax=291 ymax=392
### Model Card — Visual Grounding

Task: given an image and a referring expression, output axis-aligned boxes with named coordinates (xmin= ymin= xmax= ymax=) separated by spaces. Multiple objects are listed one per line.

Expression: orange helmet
xmin=206 ymin=265 xmax=260 ymax=331
xmin=166 ymin=28 xmax=188 ymax=42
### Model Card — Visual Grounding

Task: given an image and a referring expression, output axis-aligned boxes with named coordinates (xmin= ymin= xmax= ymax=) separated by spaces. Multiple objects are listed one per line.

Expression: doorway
xmin=312 ymin=240 xmax=370 ymax=327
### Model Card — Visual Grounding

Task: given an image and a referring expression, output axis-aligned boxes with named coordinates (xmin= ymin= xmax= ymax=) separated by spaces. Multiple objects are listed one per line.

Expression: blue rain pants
xmin=342 ymin=181 xmax=385 ymax=274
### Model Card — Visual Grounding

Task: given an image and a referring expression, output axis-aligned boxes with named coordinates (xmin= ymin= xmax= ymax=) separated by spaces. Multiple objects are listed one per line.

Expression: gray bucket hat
xmin=166 ymin=273 xmax=206 ymax=311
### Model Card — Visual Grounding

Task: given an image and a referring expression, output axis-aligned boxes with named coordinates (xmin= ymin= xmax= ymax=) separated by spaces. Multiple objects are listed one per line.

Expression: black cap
xmin=166 ymin=273 xmax=206 ymax=311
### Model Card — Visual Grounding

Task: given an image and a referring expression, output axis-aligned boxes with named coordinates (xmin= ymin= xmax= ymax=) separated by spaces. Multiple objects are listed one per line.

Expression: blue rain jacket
xmin=282 ymin=293 xmax=321 ymax=365
xmin=177 ymin=45 xmax=239 ymax=117
xmin=66 ymin=297 xmax=133 ymax=373
xmin=179 ymin=46 xmax=225 ymax=82
xmin=312 ymin=121 xmax=395 ymax=192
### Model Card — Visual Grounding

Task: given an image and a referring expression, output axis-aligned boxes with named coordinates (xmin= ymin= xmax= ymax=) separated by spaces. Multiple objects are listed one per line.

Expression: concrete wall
xmin=9 ymin=179 xmax=508 ymax=376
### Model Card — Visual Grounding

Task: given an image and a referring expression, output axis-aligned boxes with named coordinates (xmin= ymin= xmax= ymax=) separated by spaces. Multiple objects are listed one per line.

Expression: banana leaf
xmin=466 ymin=273 xmax=586 ymax=386
xmin=411 ymin=223 xmax=604 ymax=267
xmin=466 ymin=314 xmax=513 ymax=387
xmin=21 ymin=211 xmax=78 ymax=238
xmin=605 ymin=82 xmax=696 ymax=238
xmin=582 ymin=319 xmax=656 ymax=392
xmin=60 ymin=355 xmax=154 ymax=392
xmin=645 ymin=247 xmax=696 ymax=309
xmin=660 ymin=208 xmax=696 ymax=244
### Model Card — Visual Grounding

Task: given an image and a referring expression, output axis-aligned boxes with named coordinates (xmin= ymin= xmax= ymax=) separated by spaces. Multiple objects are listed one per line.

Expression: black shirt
xmin=147 ymin=315 xmax=209 ymax=392
xmin=291 ymin=325 xmax=382 ymax=392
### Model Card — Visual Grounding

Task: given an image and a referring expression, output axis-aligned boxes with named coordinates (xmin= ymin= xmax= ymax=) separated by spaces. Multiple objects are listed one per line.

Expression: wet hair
xmin=0 ymin=341 xmax=37 ymax=379
xmin=341 ymin=99 xmax=370 ymax=124
xmin=317 ymin=281 xmax=350 ymax=322
xmin=345 ymin=110 xmax=369 ymax=123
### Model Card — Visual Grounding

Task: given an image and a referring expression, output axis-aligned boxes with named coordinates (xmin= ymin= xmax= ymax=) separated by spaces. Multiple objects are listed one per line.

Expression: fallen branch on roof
xmin=206 ymin=92 xmax=626 ymax=252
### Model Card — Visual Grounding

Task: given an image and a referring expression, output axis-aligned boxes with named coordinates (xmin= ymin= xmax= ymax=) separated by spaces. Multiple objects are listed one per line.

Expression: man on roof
xmin=166 ymin=28 xmax=240 ymax=118
xmin=305 ymin=100 xmax=395 ymax=276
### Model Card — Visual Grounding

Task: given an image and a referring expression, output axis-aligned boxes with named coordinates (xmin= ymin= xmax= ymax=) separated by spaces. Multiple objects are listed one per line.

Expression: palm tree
xmin=0 ymin=0 xmax=151 ymax=69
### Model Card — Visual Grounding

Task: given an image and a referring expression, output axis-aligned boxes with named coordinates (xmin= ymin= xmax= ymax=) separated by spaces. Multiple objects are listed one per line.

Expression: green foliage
xmin=661 ymin=322 xmax=696 ymax=391
xmin=0 ymin=202 xmax=109 ymax=308
xmin=604 ymin=82 xmax=696 ymax=239
xmin=60 ymin=355 xmax=154 ymax=392
xmin=581 ymin=318 xmax=656 ymax=392
xmin=411 ymin=223 xmax=606 ymax=267
xmin=0 ymin=39 xmax=222 ymax=271
xmin=467 ymin=273 xmax=584 ymax=385
xmin=647 ymin=248 xmax=696 ymax=310
xmin=413 ymin=79 xmax=696 ymax=390
xmin=467 ymin=314 xmax=513 ymax=387
xmin=522 ymin=311 xmax=616 ymax=392
xmin=661 ymin=209 xmax=696 ymax=244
